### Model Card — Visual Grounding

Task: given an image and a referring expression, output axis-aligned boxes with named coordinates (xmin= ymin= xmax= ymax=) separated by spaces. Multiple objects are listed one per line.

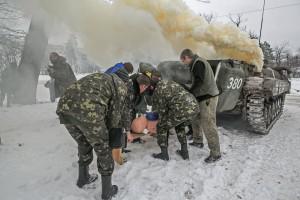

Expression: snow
xmin=290 ymin=78 xmax=300 ymax=95
xmin=1 ymin=77 xmax=300 ymax=200
xmin=37 ymin=75 xmax=90 ymax=103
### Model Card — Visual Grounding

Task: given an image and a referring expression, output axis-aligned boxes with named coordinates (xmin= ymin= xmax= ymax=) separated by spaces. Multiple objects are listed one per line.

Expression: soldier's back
xmin=57 ymin=73 xmax=114 ymax=124
xmin=155 ymin=80 xmax=199 ymax=116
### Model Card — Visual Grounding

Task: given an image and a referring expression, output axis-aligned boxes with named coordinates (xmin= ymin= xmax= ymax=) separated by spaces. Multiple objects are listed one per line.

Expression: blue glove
xmin=146 ymin=112 xmax=159 ymax=121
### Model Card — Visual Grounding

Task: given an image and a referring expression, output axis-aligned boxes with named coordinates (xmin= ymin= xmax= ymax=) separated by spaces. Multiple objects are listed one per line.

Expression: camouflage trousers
xmin=192 ymin=96 xmax=221 ymax=157
xmin=157 ymin=113 xmax=197 ymax=148
xmin=64 ymin=121 xmax=114 ymax=176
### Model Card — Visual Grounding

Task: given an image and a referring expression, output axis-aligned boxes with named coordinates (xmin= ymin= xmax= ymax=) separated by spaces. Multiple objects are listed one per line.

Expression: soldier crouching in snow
xmin=56 ymin=72 xmax=127 ymax=200
xmin=136 ymin=74 xmax=200 ymax=161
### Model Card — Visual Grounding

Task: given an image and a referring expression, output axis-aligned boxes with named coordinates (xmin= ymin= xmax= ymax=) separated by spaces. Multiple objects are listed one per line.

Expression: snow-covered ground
xmin=1 ymin=77 xmax=300 ymax=200
xmin=37 ymin=75 xmax=89 ymax=103
xmin=291 ymin=78 xmax=300 ymax=95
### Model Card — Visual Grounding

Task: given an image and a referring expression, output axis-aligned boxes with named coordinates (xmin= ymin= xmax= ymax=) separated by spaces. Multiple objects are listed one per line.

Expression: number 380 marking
xmin=227 ymin=77 xmax=243 ymax=89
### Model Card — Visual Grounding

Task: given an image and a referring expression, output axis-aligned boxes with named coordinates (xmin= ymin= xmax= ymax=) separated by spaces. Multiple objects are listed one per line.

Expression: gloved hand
xmin=109 ymin=128 xmax=123 ymax=149
xmin=146 ymin=112 xmax=159 ymax=121
xmin=112 ymin=148 xmax=125 ymax=165
xmin=127 ymin=131 xmax=134 ymax=143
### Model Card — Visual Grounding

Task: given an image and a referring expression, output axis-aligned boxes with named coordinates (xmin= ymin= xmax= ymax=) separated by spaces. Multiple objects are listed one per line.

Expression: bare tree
xmin=0 ymin=1 xmax=49 ymax=105
xmin=15 ymin=13 xmax=48 ymax=104
xmin=248 ymin=30 xmax=258 ymax=40
xmin=0 ymin=1 xmax=25 ymax=71
xmin=274 ymin=42 xmax=289 ymax=67
xmin=202 ymin=13 xmax=215 ymax=24
xmin=229 ymin=14 xmax=246 ymax=31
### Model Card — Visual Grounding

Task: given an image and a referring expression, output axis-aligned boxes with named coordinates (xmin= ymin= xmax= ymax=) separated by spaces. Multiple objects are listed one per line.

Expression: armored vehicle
xmin=157 ymin=60 xmax=290 ymax=134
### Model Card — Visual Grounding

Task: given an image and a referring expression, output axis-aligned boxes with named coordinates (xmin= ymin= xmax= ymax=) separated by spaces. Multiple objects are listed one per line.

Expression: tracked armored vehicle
xmin=157 ymin=60 xmax=290 ymax=134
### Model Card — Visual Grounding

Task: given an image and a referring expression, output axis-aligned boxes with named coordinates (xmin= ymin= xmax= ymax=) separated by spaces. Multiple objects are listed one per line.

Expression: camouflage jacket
xmin=121 ymin=79 xmax=135 ymax=131
xmin=130 ymin=73 xmax=153 ymax=115
xmin=107 ymin=67 xmax=134 ymax=131
xmin=152 ymin=80 xmax=200 ymax=127
xmin=56 ymin=73 xmax=127 ymax=129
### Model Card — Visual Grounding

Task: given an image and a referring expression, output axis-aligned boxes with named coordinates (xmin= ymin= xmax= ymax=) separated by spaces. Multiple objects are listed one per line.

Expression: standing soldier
xmin=136 ymin=74 xmax=199 ymax=161
xmin=180 ymin=49 xmax=221 ymax=163
xmin=56 ymin=72 xmax=127 ymax=200
xmin=47 ymin=52 xmax=76 ymax=99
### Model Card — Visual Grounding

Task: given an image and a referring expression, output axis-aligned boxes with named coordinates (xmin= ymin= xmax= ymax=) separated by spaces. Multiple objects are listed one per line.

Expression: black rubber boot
xmin=76 ymin=165 xmax=98 ymax=188
xmin=189 ymin=141 xmax=204 ymax=149
xmin=176 ymin=143 xmax=189 ymax=160
xmin=101 ymin=175 xmax=118 ymax=200
xmin=152 ymin=147 xmax=169 ymax=161
xmin=204 ymin=155 xmax=221 ymax=163
xmin=186 ymin=125 xmax=193 ymax=136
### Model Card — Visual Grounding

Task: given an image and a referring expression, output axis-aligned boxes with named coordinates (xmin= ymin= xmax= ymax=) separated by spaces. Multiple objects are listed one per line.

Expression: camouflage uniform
xmin=56 ymin=73 xmax=127 ymax=175
xmin=112 ymin=67 xmax=135 ymax=148
xmin=48 ymin=56 xmax=76 ymax=98
xmin=152 ymin=80 xmax=200 ymax=148
xmin=113 ymin=67 xmax=134 ymax=131
xmin=131 ymin=73 xmax=153 ymax=117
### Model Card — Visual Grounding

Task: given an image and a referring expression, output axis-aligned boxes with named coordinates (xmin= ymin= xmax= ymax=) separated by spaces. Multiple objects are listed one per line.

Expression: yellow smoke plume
xmin=118 ymin=0 xmax=264 ymax=71
xmin=36 ymin=0 xmax=263 ymax=71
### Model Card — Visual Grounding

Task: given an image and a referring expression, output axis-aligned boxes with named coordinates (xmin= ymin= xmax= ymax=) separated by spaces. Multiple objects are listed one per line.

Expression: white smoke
xmin=34 ymin=0 xmax=176 ymax=67
xmin=31 ymin=0 xmax=263 ymax=70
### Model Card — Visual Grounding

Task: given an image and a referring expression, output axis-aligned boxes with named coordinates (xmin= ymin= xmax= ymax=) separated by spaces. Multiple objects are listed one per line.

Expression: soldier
xmin=105 ymin=62 xmax=135 ymax=151
xmin=136 ymin=74 xmax=199 ymax=161
xmin=180 ymin=49 xmax=221 ymax=163
xmin=56 ymin=72 xmax=127 ymax=200
xmin=47 ymin=52 xmax=76 ymax=98
xmin=129 ymin=63 xmax=157 ymax=143
xmin=105 ymin=62 xmax=133 ymax=75
xmin=130 ymin=62 xmax=156 ymax=116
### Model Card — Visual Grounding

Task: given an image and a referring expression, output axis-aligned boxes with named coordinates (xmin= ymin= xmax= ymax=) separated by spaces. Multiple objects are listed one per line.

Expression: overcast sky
xmin=184 ymin=0 xmax=300 ymax=53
